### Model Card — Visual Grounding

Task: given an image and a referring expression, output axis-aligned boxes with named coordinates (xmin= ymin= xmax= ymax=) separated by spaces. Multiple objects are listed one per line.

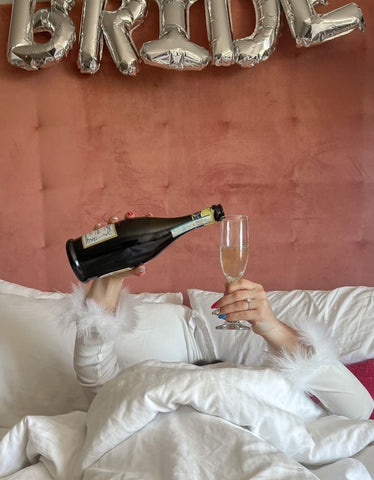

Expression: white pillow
xmin=129 ymin=291 xmax=183 ymax=305
xmin=0 ymin=292 xmax=89 ymax=428
xmin=115 ymin=303 xmax=198 ymax=368
xmin=0 ymin=279 xmax=64 ymax=299
xmin=267 ymin=287 xmax=374 ymax=364
xmin=0 ymin=279 xmax=183 ymax=305
xmin=0 ymin=280 xmax=184 ymax=429
xmin=188 ymin=286 xmax=374 ymax=365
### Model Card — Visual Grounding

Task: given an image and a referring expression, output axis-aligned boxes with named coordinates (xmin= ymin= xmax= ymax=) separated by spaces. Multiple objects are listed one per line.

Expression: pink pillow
xmin=347 ymin=359 xmax=374 ymax=419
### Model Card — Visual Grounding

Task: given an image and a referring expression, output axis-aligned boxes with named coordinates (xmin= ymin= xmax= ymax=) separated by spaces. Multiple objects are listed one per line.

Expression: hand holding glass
xmin=216 ymin=215 xmax=250 ymax=330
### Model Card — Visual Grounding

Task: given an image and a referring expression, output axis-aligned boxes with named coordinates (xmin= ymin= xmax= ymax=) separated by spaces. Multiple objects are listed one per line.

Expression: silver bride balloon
xmin=234 ymin=0 xmax=281 ymax=68
xmin=53 ymin=0 xmax=76 ymax=14
xmin=7 ymin=0 xmax=76 ymax=70
xmin=102 ymin=0 xmax=148 ymax=75
xmin=204 ymin=0 xmax=235 ymax=66
xmin=77 ymin=0 xmax=105 ymax=74
xmin=140 ymin=0 xmax=210 ymax=70
xmin=204 ymin=0 xmax=281 ymax=68
xmin=78 ymin=0 xmax=148 ymax=75
xmin=280 ymin=0 xmax=365 ymax=47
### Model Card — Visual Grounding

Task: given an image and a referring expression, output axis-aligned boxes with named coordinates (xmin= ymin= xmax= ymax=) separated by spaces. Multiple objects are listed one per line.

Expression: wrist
xmin=262 ymin=320 xmax=300 ymax=353
xmin=86 ymin=276 xmax=125 ymax=312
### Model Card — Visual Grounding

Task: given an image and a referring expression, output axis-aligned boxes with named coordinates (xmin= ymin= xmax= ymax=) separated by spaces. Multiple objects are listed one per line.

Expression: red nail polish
xmin=127 ymin=211 xmax=134 ymax=217
xmin=211 ymin=301 xmax=219 ymax=309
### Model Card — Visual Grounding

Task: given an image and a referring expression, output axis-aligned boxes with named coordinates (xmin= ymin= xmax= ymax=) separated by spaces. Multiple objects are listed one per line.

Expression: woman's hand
xmin=85 ymin=211 xmax=148 ymax=312
xmin=212 ymin=279 xmax=300 ymax=352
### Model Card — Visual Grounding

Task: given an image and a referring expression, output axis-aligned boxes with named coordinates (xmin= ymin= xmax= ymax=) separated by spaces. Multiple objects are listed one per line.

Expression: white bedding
xmin=1 ymin=360 xmax=374 ymax=480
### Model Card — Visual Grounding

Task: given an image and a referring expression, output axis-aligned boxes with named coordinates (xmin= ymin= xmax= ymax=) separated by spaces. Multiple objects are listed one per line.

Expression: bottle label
xmin=82 ymin=224 xmax=118 ymax=248
xmin=170 ymin=208 xmax=214 ymax=238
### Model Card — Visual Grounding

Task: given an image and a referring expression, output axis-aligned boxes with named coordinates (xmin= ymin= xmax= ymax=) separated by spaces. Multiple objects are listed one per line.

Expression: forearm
xmin=264 ymin=317 xmax=374 ymax=420
xmin=85 ymin=264 xmax=145 ymax=312
xmin=85 ymin=276 xmax=125 ymax=312
xmin=306 ymin=362 xmax=374 ymax=420
xmin=260 ymin=320 xmax=302 ymax=354
xmin=67 ymin=283 xmax=138 ymax=399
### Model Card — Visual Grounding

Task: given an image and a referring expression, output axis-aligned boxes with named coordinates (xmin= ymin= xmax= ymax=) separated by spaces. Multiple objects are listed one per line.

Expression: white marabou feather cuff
xmin=55 ymin=284 xmax=139 ymax=340
xmin=264 ymin=317 xmax=341 ymax=392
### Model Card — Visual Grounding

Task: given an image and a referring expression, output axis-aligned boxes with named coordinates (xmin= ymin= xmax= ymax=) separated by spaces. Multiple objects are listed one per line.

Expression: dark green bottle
xmin=66 ymin=204 xmax=225 ymax=282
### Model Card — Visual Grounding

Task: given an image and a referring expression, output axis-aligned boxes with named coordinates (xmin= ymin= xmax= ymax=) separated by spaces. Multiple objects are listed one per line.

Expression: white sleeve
xmin=305 ymin=363 xmax=373 ymax=420
xmin=74 ymin=328 xmax=121 ymax=400
xmin=59 ymin=284 xmax=139 ymax=400
xmin=264 ymin=318 xmax=374 ymax=420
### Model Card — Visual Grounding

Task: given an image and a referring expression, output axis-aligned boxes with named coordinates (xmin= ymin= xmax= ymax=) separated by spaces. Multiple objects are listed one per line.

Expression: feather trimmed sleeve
xmin=55 ymin=284 xmax=140 ymax=398
xmin=264 ymin=318 xmax=374 ymax=420
xmin=56 ymin=283 xmax=139 ymax=340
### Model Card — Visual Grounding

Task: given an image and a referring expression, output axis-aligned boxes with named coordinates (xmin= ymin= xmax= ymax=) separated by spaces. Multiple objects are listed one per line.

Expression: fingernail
xmin=211 ymin=308 xmax=220 ymax=315
xmin=211 ymin=301 xmax=219 ymax=309
xmin=127 ymin=211 xmax=134 ymax=217
xmin=218 ymin=314 xmax=226 ymax=319
xmin=138 ymin=267 xmax=145 ymax=272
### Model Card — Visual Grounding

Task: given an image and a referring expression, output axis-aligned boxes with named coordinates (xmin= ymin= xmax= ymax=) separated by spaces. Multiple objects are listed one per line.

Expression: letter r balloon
xmin=78 ymin=0 xmax=148 ymax=75
xmin=101 ymin=0 xmax=148 ymax=75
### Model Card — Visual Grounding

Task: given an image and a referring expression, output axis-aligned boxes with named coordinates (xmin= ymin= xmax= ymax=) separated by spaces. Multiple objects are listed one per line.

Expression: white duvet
xmin=1 ymin=360 xmax=374 ymax=480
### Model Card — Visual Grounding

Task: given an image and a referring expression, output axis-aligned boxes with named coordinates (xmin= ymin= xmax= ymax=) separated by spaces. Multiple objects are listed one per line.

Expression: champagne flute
xmin=216 ymin=215 xmax=250 ymax=330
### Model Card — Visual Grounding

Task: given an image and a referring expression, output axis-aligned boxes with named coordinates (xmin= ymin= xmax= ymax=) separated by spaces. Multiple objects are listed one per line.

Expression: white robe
xmin=70 ymin=285 xmax=373 ymax=420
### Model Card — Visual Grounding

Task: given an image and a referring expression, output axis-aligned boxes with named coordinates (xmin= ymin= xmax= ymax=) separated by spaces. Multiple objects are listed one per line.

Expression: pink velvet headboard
xmin=0 ymin=0 xmax=373 ymax=296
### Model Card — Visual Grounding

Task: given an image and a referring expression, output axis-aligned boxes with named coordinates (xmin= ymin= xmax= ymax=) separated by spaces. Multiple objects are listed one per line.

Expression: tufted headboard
xmin=0 ymin=0 xmax=373 ymax=295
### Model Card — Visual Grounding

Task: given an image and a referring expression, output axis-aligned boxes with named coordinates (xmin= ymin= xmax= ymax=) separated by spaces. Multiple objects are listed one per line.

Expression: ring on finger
xmin=246 ymin=298 xmax=254 ymax=310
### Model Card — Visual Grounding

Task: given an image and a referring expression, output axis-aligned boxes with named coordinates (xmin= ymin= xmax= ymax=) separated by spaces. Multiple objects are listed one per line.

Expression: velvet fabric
xmin=0 ymin=1 xmax=373 ymax=294
xmin=347 ymin=359 xmax=374 ymax=419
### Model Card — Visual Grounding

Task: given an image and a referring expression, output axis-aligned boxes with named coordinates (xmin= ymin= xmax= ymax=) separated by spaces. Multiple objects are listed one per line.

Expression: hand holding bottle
xmin=67 ymin=205 xmax=224 ymax=283
xmin=85 ymin=211 xmax=148 ymax=312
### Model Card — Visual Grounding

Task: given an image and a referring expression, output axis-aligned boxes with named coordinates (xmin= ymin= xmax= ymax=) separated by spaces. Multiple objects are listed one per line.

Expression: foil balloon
xmin=204 ymin=0 xmax=281 ymax=68
xmin=78 ymin=0 xmax=148 ymax=75
xmin=101 ymin=0 xmax=148 ymax=75
xmin=77 ymin=0 xmax=105 ymax=74
xmin=280 ymin=0 xmax=365 ymax=47
xmin=204 ymin=0 xmax=235 ymax=66
xmin=140 ymin=0 xmax=210 ymax=70
xmin=234 ymin=0 xmax=281 ymax=68
xmin=7 ymin=0 xmax=76 ymax=71
xmin=53 ymin=0 xmax=76 ymax=13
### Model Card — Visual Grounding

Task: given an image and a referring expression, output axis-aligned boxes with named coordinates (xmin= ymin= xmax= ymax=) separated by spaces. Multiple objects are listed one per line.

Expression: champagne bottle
xmin=66 ymin=204 xmax=225 ymax=282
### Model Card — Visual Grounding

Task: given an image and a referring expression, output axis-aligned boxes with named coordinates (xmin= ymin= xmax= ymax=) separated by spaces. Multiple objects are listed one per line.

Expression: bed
xmin=0 ymin=278 xmax=374 ymax=480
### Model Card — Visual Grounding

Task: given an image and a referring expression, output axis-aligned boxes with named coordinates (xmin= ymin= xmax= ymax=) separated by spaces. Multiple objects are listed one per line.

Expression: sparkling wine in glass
xmin=216 ymin=215 xmax=250 ymax=330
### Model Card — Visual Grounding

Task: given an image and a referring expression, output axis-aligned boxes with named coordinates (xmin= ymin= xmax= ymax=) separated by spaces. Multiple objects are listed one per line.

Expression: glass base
xmin=216 ymin=321 xmax=251 ymax=331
